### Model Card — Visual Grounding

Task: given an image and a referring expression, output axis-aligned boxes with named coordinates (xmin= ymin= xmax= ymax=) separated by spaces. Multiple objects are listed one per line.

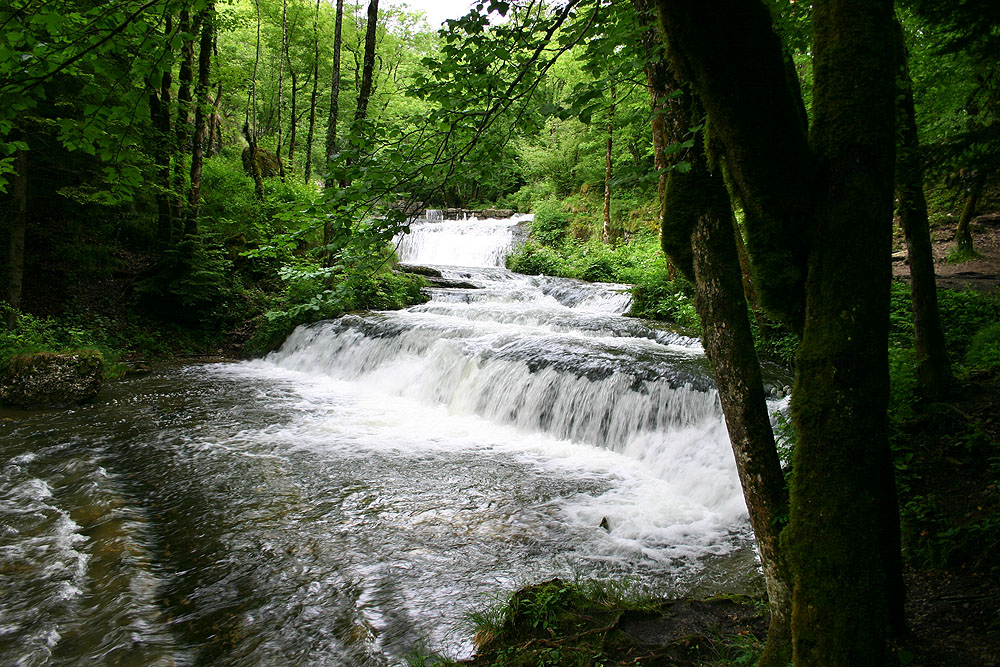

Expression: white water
xmin=0 ymin=214 xmax=763 ymax=665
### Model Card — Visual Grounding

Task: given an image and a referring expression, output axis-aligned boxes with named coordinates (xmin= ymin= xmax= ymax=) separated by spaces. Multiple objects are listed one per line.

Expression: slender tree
xmin=304 ymin=0 xmax=321 ymax=182
xmin=173 ymin=8 xmax=198 ymax=226
xmin=894 ymin=19 xmax=952 ymax=397
xmin=353 ymin=0 xmax=379 ymax=127
xmin=324 ymin=0 xmax=345 ymax=191
xmin=4 ymin=146 xmax=27 ymax=329
xmin=602 ymin=81 xmax=614 ymax=244
xmin=276 ymin=0 xmax=288 ymax=180
xmin=187 ymin=0 xmax=215 ymax=234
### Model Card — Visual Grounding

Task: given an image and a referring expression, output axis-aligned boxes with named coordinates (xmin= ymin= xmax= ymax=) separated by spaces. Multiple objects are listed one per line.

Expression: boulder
xmin=1 ymin=350 xmax=104 ymax=408
xmin=241 ymin=145 xmax=282 ymax=179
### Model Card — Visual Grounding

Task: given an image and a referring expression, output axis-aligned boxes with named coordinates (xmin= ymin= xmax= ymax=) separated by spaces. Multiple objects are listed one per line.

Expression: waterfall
xmin=396 ymin=213 xmax=531 ymax=267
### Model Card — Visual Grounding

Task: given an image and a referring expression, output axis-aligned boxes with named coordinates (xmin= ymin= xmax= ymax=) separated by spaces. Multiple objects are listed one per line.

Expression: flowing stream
xmin=0 ymin=213 xmax=776 ymax=665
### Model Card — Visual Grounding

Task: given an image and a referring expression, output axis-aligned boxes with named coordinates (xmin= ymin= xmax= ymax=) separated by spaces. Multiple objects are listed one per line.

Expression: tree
xmin=894 ymin=18 xmax=952 ymax=398
xmin=187 ymin=0 xmax=216 ymax=234
xmin=655 ymin=1 xmax=903 ymax=664
xmin=324 ymin=0 xmax=345 ymax=191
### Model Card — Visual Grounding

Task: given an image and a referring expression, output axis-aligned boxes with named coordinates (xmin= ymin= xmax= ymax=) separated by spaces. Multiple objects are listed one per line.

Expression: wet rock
xmin=424 ymin=276 xmax=481 ymax=289
xmin=0 ymin=350 xmax=103 ymax=408
xmin=397 ymin=263 xmax=443 ymax=277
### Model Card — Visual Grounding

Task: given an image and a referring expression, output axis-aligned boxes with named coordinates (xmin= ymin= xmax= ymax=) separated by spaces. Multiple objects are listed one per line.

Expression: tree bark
xmin=787 ymin=1 xmax=903 ymax=662
xmin=276 ymin=0 xmax=287 ymax=181
xmin=603 ymin=83 xmax=614 ymax=244
xmin=654 ymin=0 xmax=904 ymax=663
xmin=684 ymin=139 xmax=794 ymax=667
xmin=304 ymin=0 xmax=321 ymax=182
xmin=287 ymin=52 xmax=298 ymax=167
xmin=954 ymin=169 xmax=985 ymax=256
xmin=895 ymin=20 xmax=952 ymax=399
xmin=353 ymin=0 xmax=379 ymax=127
xmin=173 ymin=9 xmax=197 ymax=228
xmin=187 ymin=2 xmax=214 ymax=235
xmin=656 ymin=0 xmax=812 ymax=329
xmin=324 ymin=0 xmax=345 ymax=191
xmin=5 ymin=147 xmax=27 ymax=329
xmin=151 ymin=13 xmax=174 ymax=247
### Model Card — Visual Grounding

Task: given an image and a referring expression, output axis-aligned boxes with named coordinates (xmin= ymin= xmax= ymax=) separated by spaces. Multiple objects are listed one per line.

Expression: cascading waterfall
xmin=0 ymin=213 xmax=778 ymax=665
xmin=394 ymin=212 xmax=531 ymax=267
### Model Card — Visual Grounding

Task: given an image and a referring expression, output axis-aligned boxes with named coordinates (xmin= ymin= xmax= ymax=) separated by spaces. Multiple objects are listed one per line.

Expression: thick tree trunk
xmin=304 ymin=0 xmax=321 ymax=182
xmin=324 ymin=0 xmax=344 ymax=191
xmin=786 ymin=1 xmax=903 ymax=663
xmin=654 ymin=0 xmax=904 ymax=663
xmin=603 ymin=85 xmax=614 ymax=244
xmin=187 ymin=2 xmax=214 ymax=236
xmin=895 ymin=21 xmax=952 ymax=399
xmin=5 ymin=147 xmax=27 ymax=329
xmin=656 ymin=0 xmax=812 ymax=329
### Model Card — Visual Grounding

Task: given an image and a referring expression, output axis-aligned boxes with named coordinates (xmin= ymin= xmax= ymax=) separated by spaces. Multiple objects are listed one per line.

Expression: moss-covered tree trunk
xmin=655 ymin=0 xmax=904 ymax=662
xmin=151 ymin=14 xmax=174 ymax=247
xmin=186 ymin=2 xmax=215 ymax=236
xmin=954 ymin=169 xmax=986 ymax=256
xmin=172 ymin=9 xmax=198 ymax=230
xmin=681 ymin=142 xmax=793 ymax=667
xmin=895 ymin=20 xmax=952 ymax=398
xmin=785 ymin=1 xmax=904 ymax=662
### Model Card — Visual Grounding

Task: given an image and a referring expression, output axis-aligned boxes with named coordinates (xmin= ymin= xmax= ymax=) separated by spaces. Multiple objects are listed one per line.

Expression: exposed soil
xmin=893 ymin=213 xmax=1000 ymax=293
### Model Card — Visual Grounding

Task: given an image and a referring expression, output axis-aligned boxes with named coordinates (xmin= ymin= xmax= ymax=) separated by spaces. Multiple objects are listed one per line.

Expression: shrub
xmin=506 ymin=241 xmax=564 ymax=276
xmin=965 ymin=322 xmax=1000 ymax=370
xmin=529 ymin=198 xmax=571 ymax=245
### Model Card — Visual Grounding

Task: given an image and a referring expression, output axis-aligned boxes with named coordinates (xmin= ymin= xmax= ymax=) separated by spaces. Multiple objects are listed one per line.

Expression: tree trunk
xmin=245 ymin=0 xmax=264 ymax=201
xmin=684 ymin=139 xmax=794 ymax=667
xmin=206 ymin=82 xmax=223 ymax=158
xmin=304 ymin=0 xmax=321 ymax=182
xmin=654 ymin=0 xmax=903 ymax=663
xmin=276 ymin=0 xmax=288 ymax=181
xmin=173 ymin=9 xmax=197 ymax=228
xmin=786 ymin=1 xmax=903 ymax=662
xmin=633 ymin=0 xmax=672 ymax=219
xmin=324 ymin=0 xmax=345 ymax=191
xmin=603 ymin=84 xmax=614 ymax=244
xmin=151 ymin=14 xmax=174 ymax=247
xmin=353 ymin=0 xmax=379 ymax=127
xmin=287 ymin=53 xmax=298 ymax=167
xmin=954 ymin=169 xmax=985 ymax=256
xmin=187 ymin=2 xmax=214 ymax=236
xmin=895 ymin=20 xmax=952 ymax=399
xmin=5 ymin=147 xmax=27 ymax=329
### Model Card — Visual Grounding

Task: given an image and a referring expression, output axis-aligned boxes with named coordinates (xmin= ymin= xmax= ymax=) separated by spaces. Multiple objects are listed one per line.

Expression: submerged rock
xmin=1 ymin=350 xmax=103 ymax=408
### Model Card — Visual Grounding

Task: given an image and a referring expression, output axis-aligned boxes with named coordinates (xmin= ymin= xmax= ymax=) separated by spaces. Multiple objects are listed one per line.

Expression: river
xmin=0 ymin=213 xmax=768 ymax=665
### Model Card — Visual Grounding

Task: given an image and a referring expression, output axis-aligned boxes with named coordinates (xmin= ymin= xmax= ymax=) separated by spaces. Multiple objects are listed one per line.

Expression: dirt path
xmin=893 ymin=213 xmax=1000 ymax=293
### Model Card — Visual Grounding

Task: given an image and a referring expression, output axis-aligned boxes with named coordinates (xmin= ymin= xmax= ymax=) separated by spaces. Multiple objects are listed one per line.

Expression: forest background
xmin=1 ymin=0 xmax=1000 ymax=664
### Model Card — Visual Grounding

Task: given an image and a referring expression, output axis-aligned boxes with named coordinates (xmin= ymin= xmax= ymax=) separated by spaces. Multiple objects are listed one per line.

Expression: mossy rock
xmin=241 ymin=146 xmax=282 ymax=179
xmin=0 ymin=350 xmax=103 ymax=408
